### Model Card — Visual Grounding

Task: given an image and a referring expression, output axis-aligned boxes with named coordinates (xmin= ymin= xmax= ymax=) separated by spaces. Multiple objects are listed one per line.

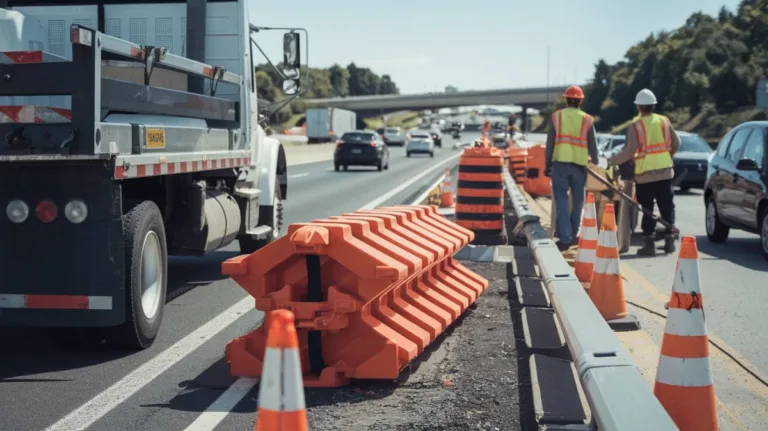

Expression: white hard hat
xmin=634 ymin=89 xmax=657 ymax=105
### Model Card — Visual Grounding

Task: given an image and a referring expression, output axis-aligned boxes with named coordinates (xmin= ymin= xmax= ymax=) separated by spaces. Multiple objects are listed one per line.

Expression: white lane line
xmin=409 ymin=170 xmax=449 ymax=205
xmin=358 ymin=152 xmax=462 ymax=210
xmin=288 ymin=173 xmax=309 ymax=179
xmin=183 ymin=377 xmax=258 ymax=431
xmin=180 ymin=151 xmax=462 ymax=431
xmin=42 ymin=297 xmax=256 ymax=431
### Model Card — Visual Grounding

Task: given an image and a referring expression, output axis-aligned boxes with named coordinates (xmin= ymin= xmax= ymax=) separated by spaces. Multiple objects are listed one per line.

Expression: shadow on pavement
xmin=693 ymin=234 xmax=768 ymax=271
xmin=0 ymin=250 xmax=238 ymax=379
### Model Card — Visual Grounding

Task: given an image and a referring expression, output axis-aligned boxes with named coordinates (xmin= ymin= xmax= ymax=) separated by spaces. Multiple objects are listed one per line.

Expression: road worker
xmin=607 ymin=88 xmax=680 ymax=256
xmin=545 ymin=85 xmax=600 ymax=251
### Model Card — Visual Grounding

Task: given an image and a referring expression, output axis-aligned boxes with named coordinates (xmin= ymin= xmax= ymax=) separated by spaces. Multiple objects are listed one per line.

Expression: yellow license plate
xmin=145 ymin=128 xmax=166 ymax=149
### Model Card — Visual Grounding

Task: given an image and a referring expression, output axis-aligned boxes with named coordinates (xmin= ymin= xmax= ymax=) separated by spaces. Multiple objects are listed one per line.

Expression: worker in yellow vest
xmin=607 ymin=89 xmax=680 ymax=256
xmin=545 ymin=85 xmax=600 ymax=251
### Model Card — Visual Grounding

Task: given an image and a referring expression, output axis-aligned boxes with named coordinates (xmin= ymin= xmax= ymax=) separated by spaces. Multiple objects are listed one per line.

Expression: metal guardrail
xmin=502 ymin=171 xmax=679 ymax=431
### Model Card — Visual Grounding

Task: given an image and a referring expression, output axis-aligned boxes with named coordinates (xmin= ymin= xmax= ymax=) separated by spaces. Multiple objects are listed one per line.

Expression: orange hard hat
xmin=563 ymin=85 xmax=585 ymax=99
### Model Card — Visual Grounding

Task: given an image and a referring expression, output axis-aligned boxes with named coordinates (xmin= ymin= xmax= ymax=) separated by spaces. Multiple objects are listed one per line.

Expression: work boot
xmin=663 ymin=234 xmax=676 ymax=254
xmin=637 ymin=235 xmax=656 ymax=256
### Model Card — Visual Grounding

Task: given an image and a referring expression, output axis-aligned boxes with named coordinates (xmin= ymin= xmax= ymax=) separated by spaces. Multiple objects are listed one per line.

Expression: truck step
xmin=514 ymin=277 xmax=551 ymax=308
xmin=521 ymin=307 xmax=564 ymax=350
xmin=245 ymin=225 xmax=273 ymax=240
xmin=530 ymin=353 xmax=588 ymax=426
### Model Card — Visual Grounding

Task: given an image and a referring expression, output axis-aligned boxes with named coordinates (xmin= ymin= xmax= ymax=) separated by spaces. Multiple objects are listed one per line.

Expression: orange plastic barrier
xmin=455 ymin=146 xmax=507 ymax=245
xmin=522 ymin=144 xmax=552 ymax=197
xmin=507 ymin=147 xmax=528 ymax=184
xmin=222 ymin=205 xmax=488 ymax=388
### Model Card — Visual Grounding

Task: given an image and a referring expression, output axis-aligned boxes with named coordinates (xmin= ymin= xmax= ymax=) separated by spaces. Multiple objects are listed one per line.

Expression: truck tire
xmin=108 ymin=200 xmax=168 ymax=350
xmin=239 ymin=181 xmax=284 ymax=253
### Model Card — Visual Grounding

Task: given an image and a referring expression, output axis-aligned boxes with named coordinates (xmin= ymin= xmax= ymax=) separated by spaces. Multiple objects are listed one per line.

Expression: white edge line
xmin=43 ymin=297 xmax=257 ymax=431
xmin=183 ymin=377 xmax=259 ymax=431
xmin=358 ymin=152 xmax=462 ymax=210
xmin=287 ymin=172 xmax=309 ymax=179
xmin=409 ymin=170 xmax=449 ymax=206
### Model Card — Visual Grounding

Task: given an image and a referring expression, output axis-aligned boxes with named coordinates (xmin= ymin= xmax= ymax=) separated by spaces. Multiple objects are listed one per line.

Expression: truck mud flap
xmin=222 ymin=205 xmax=488 ymax=387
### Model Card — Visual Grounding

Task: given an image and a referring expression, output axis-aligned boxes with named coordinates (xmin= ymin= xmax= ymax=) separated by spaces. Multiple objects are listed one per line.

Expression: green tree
xmin=328 ymin=64 xmax=350 ymax=97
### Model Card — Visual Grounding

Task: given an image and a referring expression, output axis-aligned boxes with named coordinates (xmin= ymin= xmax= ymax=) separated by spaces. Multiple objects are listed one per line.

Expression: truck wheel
xmin=239 ymin=181 xmax=284 ymax=253
xmin=108 ymin=201 xmax=168 ymax=350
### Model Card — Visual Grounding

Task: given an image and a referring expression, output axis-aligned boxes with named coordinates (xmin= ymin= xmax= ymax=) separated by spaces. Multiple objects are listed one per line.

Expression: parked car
xmin=599 ymin=134 xmax=626 ymax=156
xmin=428 ymin=127 xmax=443 ymax=148
xmin=382 ymin=126 xmax=406 ymax=146
xmin=673 ymin=131 xmax=714 ymax=192
xmin=703 ymin=121 xmax=768 ymax=259
xmin=334 ymin=130 xmax=390 ymax=172
xmin=406 ymin=131 xmax=435 ymax=157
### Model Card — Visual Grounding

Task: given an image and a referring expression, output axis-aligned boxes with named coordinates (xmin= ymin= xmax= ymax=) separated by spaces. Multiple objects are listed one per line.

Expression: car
xmin=406 ymin=131 xmax=435 ymax=157
xmin=672 ymin=131 xmax=714 ymax=192
xmin=334 ymin=130 xmax=390 ymax=171
xmin=382 ymin=126 xmax=406 ymax=146
xmin=703 ymin=121 xmax=768 ymax=259
xmin=446 ymin=121 xmax=464 ymax=133
xmin=599 ymin=134 xmax=626 ymax=156
xmin=428 ymin=127 xmax=443 ymax=148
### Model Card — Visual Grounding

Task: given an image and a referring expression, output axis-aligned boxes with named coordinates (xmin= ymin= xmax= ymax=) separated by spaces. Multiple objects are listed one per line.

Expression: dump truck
xmin=305 ymin=107 xmax=356 ymax=143
xmin=0 ymin=0 xmax=305 ymax=349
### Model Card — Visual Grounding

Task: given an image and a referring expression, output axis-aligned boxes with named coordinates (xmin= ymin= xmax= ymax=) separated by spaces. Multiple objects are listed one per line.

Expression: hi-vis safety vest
xmin=632 ymin=113 xmax=673 ymax=175
xmin=551 ymin=107 xmax=593 ymax=166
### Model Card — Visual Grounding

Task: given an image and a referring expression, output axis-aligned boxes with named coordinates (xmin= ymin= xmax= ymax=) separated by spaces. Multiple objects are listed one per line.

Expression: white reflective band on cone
xmin=257 ymin=348 xmax=282 ymax=411
xmin=664 ymin=308 xmax=707 ymax=337
xmin=281 ymin=348 xmax=306 ymax=412
xmin=656 ymin=355 xmax=714 ymax=387
xmin=594 ymin=257 xmax=620 ymax=275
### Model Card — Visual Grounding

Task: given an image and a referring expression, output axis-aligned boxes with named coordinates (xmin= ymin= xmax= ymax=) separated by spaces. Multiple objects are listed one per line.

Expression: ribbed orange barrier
xmin=522 ymin=144 xmax=552 ymax=197
xmin=455 ymin=146 xmax=507 ymax=245
xmin=222 ymin=205 xmax=488 ymax=388
xmin=507 ymin=146 xmax=528 ymax=184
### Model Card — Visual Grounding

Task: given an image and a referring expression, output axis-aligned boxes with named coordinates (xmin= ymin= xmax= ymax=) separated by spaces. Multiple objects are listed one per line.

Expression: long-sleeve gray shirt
xmin=545 ymin=113 xmax=599 ymax=170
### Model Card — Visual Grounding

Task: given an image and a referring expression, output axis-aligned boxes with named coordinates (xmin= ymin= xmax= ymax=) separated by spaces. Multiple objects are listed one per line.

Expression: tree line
xmin=573 ymin=0 xmax=768 ymax=140
xmin=256 ymin=62 xmax=400 ymax=126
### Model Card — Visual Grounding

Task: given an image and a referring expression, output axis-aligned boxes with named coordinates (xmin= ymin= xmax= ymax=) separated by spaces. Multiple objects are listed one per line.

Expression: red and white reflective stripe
xmin=0 ymin=106 xmax=72 ymax=123
xmin=0 ymin=294 xmax=113 ymax=310
xmin=0 ymin=50 xmax=68 ymax=64
xmin=115 ymin=157 xmax=251 ymax=179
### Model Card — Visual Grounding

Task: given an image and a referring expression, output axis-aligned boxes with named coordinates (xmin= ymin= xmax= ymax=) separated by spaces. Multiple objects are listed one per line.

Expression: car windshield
xmin=679 ymin=134 xmax=712 ymax=153
xmin=342 ymin=132 xmax=376 ymax=141
xmin=385 ymin=128 xmax=400 ymax=134
xmin=610 ymin=138 xmax=625 ymax=149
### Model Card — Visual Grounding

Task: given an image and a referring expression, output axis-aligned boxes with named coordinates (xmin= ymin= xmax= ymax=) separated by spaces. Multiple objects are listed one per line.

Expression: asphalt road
xmin=0 ymin=135 xmax=474 ymax=431
xmin=622 ymin=189 xmax=768 ymax=379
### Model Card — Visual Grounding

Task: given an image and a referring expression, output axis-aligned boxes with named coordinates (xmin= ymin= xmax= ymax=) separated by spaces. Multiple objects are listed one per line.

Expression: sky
xmin=251 ymin=0 xmax=742 ymax=95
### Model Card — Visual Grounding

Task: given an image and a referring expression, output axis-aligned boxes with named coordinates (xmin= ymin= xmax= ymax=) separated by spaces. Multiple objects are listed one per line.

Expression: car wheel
xmin=385 ymin=156 xmax=390 ymax=170
xmin=705 ymin=196 xmax=729 ymax=243
xmin=760 ymin=208 xmax=768 ymax=261
xmin=377 ymin=161 xmax=383 ymax=171
xmin=334 ymin=163 xmax=340 ymax=172
xmin=680 ymin=186 xmax=691 ymax=193
xmin=430 ymin=151 xmax=434 ymax=158
xmin=407 ymin=152 xmax=411 ymax=158
xmin=343 ymin=165 xmax=348 ymax=171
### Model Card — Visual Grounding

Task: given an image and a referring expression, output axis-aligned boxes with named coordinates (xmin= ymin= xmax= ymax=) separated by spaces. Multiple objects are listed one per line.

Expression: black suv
xmin=704 ymin=121 xmax=768 ymax=259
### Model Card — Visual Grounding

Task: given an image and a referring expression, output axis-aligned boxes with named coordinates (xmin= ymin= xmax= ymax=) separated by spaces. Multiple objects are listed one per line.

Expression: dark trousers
xmin=635 ymin=179 xmax=675 ymax=236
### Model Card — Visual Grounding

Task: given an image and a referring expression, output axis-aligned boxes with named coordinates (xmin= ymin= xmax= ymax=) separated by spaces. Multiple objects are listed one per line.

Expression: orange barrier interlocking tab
xmin=440 ymin=168 xmax=454 ymax=208
xmin=455 ymin=146 xmax=507 ymax=245
xmin=222 ymin=205 xmax=488 ymax=388
xmin=574 ymin=192 xmax=598 ymax=283
xmin=654 ymin=237 xmax=718 ymax=431
xmin=522 ymin=144 xmax=552 ymax=197
xmin=587 ymin=203 xmax=640 ymax=331
xmin=255 ymin=310 xmax=308 ymax=431
xmin=507 ymin=146 xmax=528 ymax=184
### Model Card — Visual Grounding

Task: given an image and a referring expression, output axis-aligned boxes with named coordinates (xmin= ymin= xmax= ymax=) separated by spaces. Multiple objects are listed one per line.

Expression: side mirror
xmin=283 ymin=32 xmax=301 ymax=70
xmin=282 ymin=78 xmax=299 ymax=95
xmin=736 ymin=158 xmax=759 ymax=171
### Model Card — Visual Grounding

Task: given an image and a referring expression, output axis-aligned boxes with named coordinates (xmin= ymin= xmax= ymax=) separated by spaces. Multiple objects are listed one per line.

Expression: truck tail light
xmin=369 ymin=141 xmax=377 ymax=147
xmin=6 ymin=199 xmax=30 ymax=223
xmin=64 ymin=199 xmax=88 ymax=224
xmin=35 ymin=199 xmax=58 ymax=223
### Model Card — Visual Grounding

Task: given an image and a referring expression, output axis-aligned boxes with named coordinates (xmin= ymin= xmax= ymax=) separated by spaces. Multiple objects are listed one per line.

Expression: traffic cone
xmin=653 ymin=236 xmax=718 ymax=431
xmin=255 ymin=310 xmax=308 ymax=431
xmin=440 ymin=168 xmax=454 ymax=208
xmin=574 ymin=192 xmax=598 ymax=283
xmin=588 ymin=203 xmax=640 ymax=331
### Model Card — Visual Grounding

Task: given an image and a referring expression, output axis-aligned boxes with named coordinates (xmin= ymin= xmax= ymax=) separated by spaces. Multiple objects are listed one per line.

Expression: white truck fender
xmin=257 ymin=135 xmax=288 ymax=206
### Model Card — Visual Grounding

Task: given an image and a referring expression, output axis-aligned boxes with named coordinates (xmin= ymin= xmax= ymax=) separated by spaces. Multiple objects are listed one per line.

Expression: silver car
xmin=382 ymin=127 xmax=405 ymax=146
xmin=406 ymin=131 xmax=435 ymax=157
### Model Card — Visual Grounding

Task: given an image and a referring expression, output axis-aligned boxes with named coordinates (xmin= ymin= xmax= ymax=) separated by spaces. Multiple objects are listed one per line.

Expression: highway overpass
xmin=305 ymin=85 xmax=571 ymax=114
